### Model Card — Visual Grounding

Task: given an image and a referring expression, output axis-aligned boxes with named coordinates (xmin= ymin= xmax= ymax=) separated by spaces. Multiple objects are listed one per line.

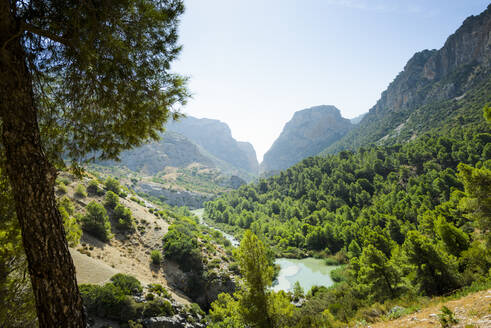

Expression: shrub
xmin=87 ymin=179 xmax=100 ymax=195
xmin=104 ymin=191 xmax=119 ymax=209
xmin=79 ymin=283 xmax=142 ymax=321
xmin=58 ymin=196 xmax=75 ymax=215
xmin=74 ymin=184 xmax=87 ymax=198
xmin=113 ymin=204 xmax=134 ymax=231
xmin=81 ymin=201 xmax=112 ymax=241
xmin=57 ymin=182 xmax=67 ymax=194
xmin=438 ymin=306 xmax=458 ymax=328
xmin=147 ymin=284 xmax=171 ymax=299
xmin=57 ymin=176 xmax=71 ymax=185
xmin=110 ymin=274 xmax=142 ymax=295
xmin=105 ymin=177 xmax=121 ymax=195
xmin=151 ymin=250 xmax=162 ymax=265
xmin=142 ymin=299 xmax=174 ymax=318
xmin=59 ymin=206 xmax=82 ymax=247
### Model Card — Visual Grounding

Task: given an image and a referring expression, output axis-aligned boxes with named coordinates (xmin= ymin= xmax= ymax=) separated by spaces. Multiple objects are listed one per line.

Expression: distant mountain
xmin=167 ymin=116 xmax=259 ymax=175
xmin=111 ymin=131 xmax=214 ymax=175
xmin=325 ymin=5 xmax=491 ymax=153
xmin=350 ymin=113 xmax=367 ymax=125
xmin=260 ymin=105 xmax=352 ymax=174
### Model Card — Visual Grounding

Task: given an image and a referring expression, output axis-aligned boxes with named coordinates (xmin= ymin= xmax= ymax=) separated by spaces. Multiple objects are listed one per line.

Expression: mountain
xmin=260 ymin=105 xmax=352 ymax=174
xmin=167 ymin=116 xmax=259 ymax=175
xmin=324 ymin=5 xmax=491 ymax=153
xmin=350 ymin=113 xmax=367 ymax=124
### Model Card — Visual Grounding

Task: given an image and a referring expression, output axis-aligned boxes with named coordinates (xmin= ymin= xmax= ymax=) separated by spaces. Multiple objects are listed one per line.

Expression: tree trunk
xmin=0 ymin=4 xmax=86 ymax=327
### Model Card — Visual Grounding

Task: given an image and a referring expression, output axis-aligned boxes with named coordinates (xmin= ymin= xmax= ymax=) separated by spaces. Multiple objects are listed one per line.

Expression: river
xmin=191 ymin=208 xmax=239 ymax=247
xmin=192 ymin=208 xmax=337 ymax=292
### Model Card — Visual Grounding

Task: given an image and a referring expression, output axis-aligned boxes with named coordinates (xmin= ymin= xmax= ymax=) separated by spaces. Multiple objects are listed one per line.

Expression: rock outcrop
xmin=260 ymin=105 xmax=352 ymax=174
xmin=326 ymin=5 xmax=491 ymax=153
xmin=168 ymin=116 xmax=259 ymax=175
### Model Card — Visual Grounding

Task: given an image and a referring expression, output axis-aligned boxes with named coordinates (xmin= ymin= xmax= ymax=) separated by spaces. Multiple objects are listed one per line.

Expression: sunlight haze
xmin=172 ymin=0 xmax=489 ymax=162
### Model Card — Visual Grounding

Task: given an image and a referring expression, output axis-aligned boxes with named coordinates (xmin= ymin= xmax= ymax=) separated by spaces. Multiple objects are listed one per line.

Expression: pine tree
xmin=0 ymin=1 xmax=187 ymax=326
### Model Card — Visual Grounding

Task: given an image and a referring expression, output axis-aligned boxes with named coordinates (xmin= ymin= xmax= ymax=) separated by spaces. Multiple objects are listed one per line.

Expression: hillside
xmin=260 ymin=105 xmax=352 ymax=175
xmin=325 ymin=5 xmax=491 ymax=154
xmin=168 ymin=116 xmax=259 ymax=175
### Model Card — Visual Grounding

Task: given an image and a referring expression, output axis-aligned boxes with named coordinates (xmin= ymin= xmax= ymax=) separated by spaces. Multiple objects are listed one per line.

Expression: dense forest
xmin=204 ymin=107 xmax=491 ymax=325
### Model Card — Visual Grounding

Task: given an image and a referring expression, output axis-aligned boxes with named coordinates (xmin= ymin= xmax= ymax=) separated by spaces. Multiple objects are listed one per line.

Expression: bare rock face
xmin=260 ymin=105 xmax=352 ymax=174
xmin=167 ymin=117 xmax=259 ymax=175
xmin=326 ymin=5 xmax=491 ymax=153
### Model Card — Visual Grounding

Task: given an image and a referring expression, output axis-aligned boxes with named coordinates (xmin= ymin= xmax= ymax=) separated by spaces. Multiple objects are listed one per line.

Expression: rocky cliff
xmin=167 ymin=116 xmax=259 ymax=175
xmin=325 ymin=5 xmax=491 ymax=153
xmin=260 ymin=105 xmax=352 ymax=174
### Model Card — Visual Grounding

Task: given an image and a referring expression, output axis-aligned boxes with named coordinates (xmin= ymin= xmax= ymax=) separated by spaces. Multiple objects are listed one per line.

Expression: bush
xmin=147 ymin=284 xmax=171 ymax=299
xmin=58 ymin=196 xmax=75 ymax=215
xmin=81 ymin=201 xmax=112 ymax=241
xmin=59 ymin=206 xmax=82 ymax=247
xmin=57 ymin=182 xmax=67 ymax=194
xmin=87 ymin=179 xmax=100 ymax=195
xmin=142 ymin=299 xmax=174 ymax=318
xmin=113 ymin=204 xmax=134 ymax=231
xmin=105 ymin=177 xmax=121 ymax=195
xmin=79 ymin=283 xmax=142 ymax=321
xmin=104 ymin=191 xmax=119 ymax=209
xmin=74 ymin=184 xmax=87 ymax=198
xmin=438 ymin=306 xmax=458 ymax=328
xmin=110 ymin=274 xmax=142 ymax=295
xmin=151 ymin=250 xmax=162 ymax=265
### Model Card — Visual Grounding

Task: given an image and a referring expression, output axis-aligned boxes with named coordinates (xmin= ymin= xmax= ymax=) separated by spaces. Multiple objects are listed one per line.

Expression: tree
xmin=357 ymin=245 xmax=400 ymax=301
xmin=81 ymin=201 xmax=112 ymax=241
xmin=236 ymin=230 xmax=275 ymax=328
xmin=403 ymin=231 xmax=461 ymax=295
xmin=0 ymin=1 xmax=187 ymax=326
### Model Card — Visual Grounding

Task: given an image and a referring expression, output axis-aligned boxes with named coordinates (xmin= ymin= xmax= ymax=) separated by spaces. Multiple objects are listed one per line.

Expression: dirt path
xmin=372 ymin=289 xmax=491 ymax=328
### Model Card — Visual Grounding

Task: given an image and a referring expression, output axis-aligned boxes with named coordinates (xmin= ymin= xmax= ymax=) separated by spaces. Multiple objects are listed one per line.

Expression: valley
xmin=0 ymin=2 xmax=490 ymax=328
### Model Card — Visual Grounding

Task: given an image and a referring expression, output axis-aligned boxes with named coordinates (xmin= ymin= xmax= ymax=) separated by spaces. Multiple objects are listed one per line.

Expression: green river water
xmin=192 ymin=208 xmax=338 ymax=292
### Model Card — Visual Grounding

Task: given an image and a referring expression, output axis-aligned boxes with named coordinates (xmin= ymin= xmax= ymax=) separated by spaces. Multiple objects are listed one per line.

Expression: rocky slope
xmin=260 ymin=105 xmax=352 ymax=174
xmin=167 ymin=116 xmax=259 ymax=175
xmin=325 ymin=5 xmax=491 ymax=153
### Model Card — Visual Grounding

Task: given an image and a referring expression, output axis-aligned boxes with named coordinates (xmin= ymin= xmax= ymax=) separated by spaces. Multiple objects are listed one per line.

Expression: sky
xmin=171 ymin=0 xmax=489 ymax=163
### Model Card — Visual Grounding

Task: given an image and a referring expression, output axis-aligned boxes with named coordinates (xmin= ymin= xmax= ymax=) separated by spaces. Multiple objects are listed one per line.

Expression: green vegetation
xmin=74 ymin=184 xmax=87 ymax=198
xmin=105 ymin=177 xmax=122 ymax=195
xmin=162 ymin=218 xmax=203 ymax=272
xmin=150 ymin=250 xmax=162 ymax=265
xmin=0 ymin=169 xmax=37 ymax=327
xmin=87 ymin=179 xmax=101 ymax=195
xmin=81 ymin=201 xmax=112 ymax=241
xmin=104 ymin=191 xmax=119 ymax=209
xmin=438 ymin=306 xmax=459 ymax=328
xmin=205 ymin=109 xmax=491 ymax=324
xmin=80 ymin=274 xmax=173 ymax=323
xmin=110 ymin=274 xmax=143 ymax=295
xmin=113 ymin=204 xmax=134 ymax=231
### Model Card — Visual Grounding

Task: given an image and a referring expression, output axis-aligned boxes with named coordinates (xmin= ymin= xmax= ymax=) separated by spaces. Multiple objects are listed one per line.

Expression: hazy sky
xmin=172 ymin=0 xmax=489 ymax=162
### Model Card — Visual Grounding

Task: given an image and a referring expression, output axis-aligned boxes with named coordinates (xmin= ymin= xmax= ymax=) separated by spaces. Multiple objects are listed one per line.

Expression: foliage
xmin=113 ymin=204 xmax=134 ymax=231
xmin=110 ymin=274 xmax=143 ymax=296
xmin=205 ymin=111 xmax=490 ymax=324
xmin=59 ymin=206 xmax=82 ymax=247
xmin=81 ymin=201 xmax=112 ymax=241
xmin=0 ymin=169 xmax=37 ymax=327
xmin=162 ymin=219 xmax=202 ymax=272
xmin=104 ymin=191 xmax=120 ymax=209
xmin=438 ymin=306 xmax=458 ymax=328
xmin=74 ymin=184 xmax=87 ymax=198
xmin=151 ymin=250 xmax=162 ymax=265
xmin=87 ymin=179 xmax=100 ymax=195
xmin=105 ymin=177 xmax=122 ymax=195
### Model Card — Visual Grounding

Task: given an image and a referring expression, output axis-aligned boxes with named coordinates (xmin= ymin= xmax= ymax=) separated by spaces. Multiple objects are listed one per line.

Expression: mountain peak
xmin=260 ymin=105 xmax=352 ymax=174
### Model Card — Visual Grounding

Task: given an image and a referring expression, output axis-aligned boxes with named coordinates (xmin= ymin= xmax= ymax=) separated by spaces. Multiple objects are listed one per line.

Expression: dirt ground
xmin=371 ymin=289 xmax=491 ymax=328
xmin=67 ymin=180 xmax=191 ymax=305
